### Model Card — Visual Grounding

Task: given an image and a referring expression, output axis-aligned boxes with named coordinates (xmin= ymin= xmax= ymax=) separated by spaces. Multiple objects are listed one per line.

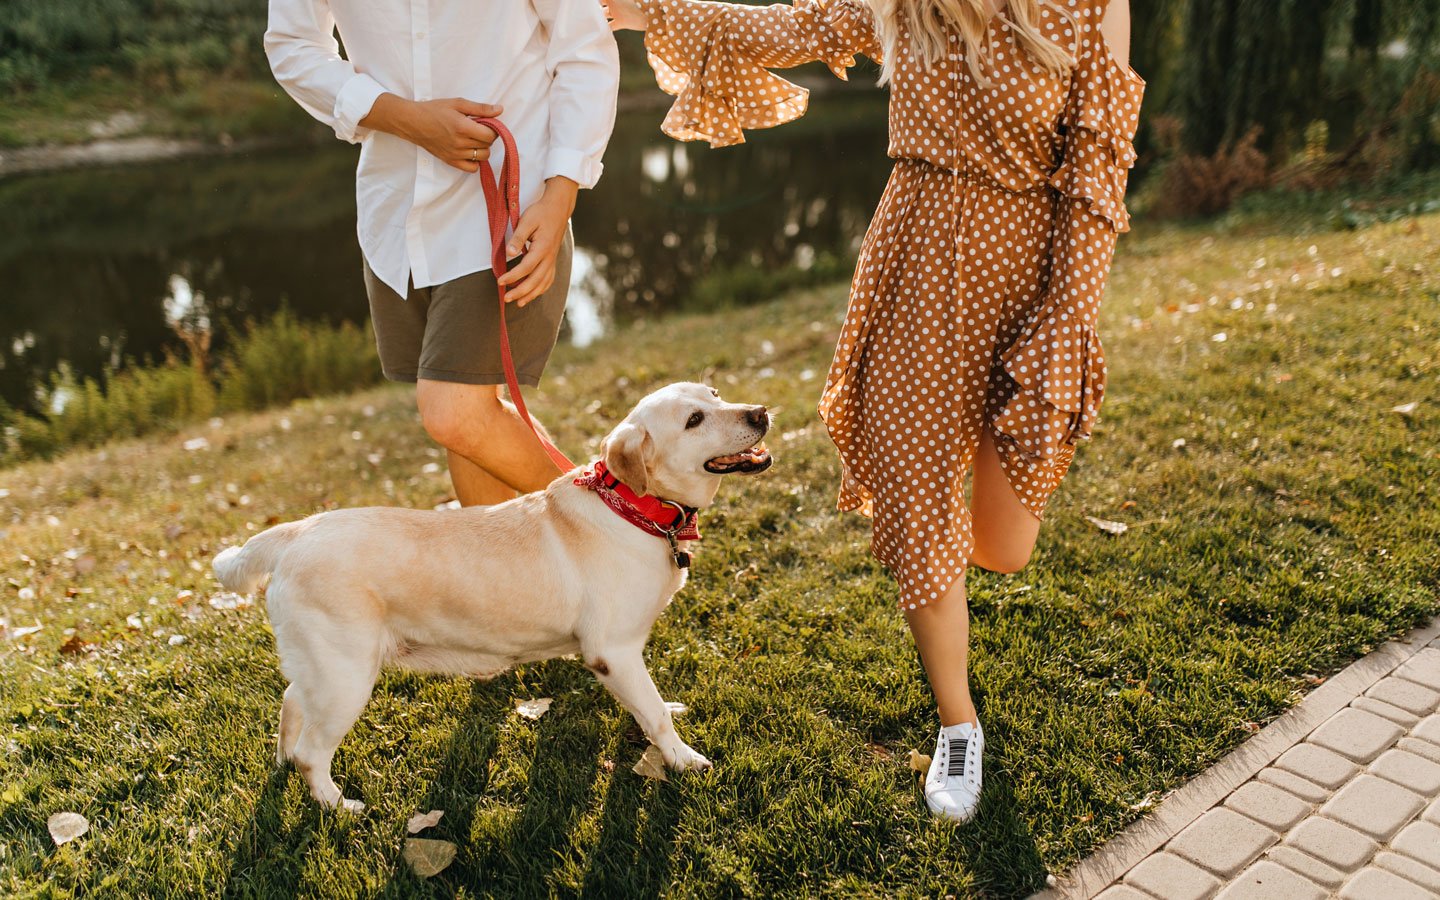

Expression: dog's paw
xmin=666 ymin=743 xmax=712 ymax=772
xmin=664 ymin=701 xmax=688 ymax=716
xmin=339 ymin=797 xmax=366 ymax=814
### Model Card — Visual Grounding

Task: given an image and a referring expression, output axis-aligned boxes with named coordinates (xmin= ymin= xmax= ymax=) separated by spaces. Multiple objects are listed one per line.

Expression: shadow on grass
xmin=380 ymin=668 xmax=685 ymax=897
xmin=220 ymin=766 xmax=323 ymax=899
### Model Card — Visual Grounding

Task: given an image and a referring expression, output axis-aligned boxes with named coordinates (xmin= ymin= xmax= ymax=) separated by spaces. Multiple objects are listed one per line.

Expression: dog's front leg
xmin=586 ymin=647 xmax=711 ymax=771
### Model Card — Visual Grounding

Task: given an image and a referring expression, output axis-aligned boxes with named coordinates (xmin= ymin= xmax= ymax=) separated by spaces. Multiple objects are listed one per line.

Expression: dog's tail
xmin=212 ymin=522 xmax=302 ymax=594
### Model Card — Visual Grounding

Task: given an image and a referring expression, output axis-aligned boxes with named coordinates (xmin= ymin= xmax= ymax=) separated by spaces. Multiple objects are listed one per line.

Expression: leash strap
xmin=473 ymin=117 xmax=575 ymax=472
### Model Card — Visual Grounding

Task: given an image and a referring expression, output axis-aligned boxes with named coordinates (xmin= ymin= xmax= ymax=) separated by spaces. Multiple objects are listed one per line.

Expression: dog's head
xmin=600 ymin=382 xmax=772 ymax=508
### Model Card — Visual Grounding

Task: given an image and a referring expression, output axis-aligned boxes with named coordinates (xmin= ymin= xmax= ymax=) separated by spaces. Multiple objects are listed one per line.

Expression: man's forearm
xmin=359 ymin=93 xmax=418 ymax=141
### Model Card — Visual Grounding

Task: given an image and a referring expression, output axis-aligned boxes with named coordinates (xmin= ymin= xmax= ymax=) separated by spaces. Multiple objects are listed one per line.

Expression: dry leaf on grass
xmin=632 ymin=745 xmax=668 ymax=782
xmin=406 ymin=810 xmax=444 ymax=834
xmin=515 ymin=698 xmax=552 ymax=720
xmin=907 ymin=750 xmax=931 ymax=773
xmin=1085 ymin=516 xmax=1129 ymax=536
xmin=402 ymin=837 xmax=456 ymax=878
xmin=48 ymin=811 xmax=89 ymax=846
xmin=1392 ymin=401 xmax=1419 ymax=417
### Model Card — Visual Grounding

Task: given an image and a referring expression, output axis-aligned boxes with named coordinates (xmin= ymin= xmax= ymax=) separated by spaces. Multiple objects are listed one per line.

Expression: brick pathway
xmin=1039 ymin=618 xmax=1440 ymax=899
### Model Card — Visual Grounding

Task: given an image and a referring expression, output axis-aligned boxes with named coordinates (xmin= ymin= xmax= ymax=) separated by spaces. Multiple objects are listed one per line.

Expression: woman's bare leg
xmin=904 ymin=578 xmax=978 ymax=726
xmin=906 ymin=428 xmax=1043 ymax=726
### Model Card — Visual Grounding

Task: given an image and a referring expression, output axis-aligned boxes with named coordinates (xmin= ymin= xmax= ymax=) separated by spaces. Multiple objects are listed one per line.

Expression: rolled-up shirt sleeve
xmin=534 ymin=0 xmax=620 ymax=187
xmin=265 ymin=0 xmax=388 ymax=143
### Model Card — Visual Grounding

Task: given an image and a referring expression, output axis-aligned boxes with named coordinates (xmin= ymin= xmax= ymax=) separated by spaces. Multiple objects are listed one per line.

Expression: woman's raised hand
xmin=602 ymin=0 xmax=650 ymax=31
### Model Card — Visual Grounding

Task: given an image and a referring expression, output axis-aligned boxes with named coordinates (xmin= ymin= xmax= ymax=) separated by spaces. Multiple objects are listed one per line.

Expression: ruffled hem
xmin=992 ymin=313 xmax=1107 ymax=463
xmin=641 ymin=0 xmax=866 ymax=148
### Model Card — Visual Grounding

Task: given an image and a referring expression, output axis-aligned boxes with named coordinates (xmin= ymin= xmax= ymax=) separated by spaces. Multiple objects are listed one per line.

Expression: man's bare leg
xmin=445 ymin=451 xmax=517 ymax=506
xmin=416 ymin=380 xmax=564 ymax=497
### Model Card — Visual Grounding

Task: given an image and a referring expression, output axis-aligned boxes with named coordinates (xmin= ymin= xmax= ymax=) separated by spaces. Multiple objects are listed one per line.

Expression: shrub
xmin=1142 ymin=119 xmax=1272 ymax=218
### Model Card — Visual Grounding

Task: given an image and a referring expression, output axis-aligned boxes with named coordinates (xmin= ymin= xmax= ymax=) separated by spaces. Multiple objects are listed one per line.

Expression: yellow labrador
xmin=213 ymin=383 xmax=770 ymax=811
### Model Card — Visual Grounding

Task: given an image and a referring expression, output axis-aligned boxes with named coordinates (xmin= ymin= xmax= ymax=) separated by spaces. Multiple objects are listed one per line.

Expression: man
xmin=266 ymin=1 xmax=619 ymax=504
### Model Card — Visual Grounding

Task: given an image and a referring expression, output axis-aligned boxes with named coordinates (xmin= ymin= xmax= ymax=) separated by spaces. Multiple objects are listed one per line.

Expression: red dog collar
xmin=574 ymin=461 xmax=700 ymax=568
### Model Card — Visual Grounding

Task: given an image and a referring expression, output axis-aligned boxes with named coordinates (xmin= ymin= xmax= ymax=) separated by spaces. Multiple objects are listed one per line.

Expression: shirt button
xmin=415 ymin=31 xmax=426 ymax=39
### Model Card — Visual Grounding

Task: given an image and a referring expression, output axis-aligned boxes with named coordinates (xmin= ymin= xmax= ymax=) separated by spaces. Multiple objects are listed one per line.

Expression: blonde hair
xmin=867 ymin=0 xmax=1075 ymax=86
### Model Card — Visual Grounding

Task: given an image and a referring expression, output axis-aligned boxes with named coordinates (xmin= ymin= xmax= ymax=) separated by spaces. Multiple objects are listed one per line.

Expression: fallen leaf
xmin=1127 ymin=791 xmax=1160 ymax=812
xmin=402 ymin=837 xmax=457 ymax=878
xmin=59 ymin=635 xmax=93 ymax=655
xmin=8 ymin=623 xmax=42 ymax=640
xmin=515 ymin=698 xmax=552 ymax=720
xmin=1085 ymin=516 xmax=1129 ymax=536
xmin=601 ymin=759 xmax=616 ymax=773
xmin=1075 ymin=813 xmax=1094 ymax=824
xmin=406 ymin=809 xmax=444 ymax=835
xmin=1273 ymin=373 xmax=1293 ymax=383
xmin=1392 ymin=401 xmax=1419 ymax=417
xmin=48 ymin=811 xmax=90 ymax=845
xmin=1171 ymin=438 xmax=1187 ymax=450
xmin=1 ymin=785 xmax=21 ymax=804
xmin=632 ymin=745 xmax=669 ymax=782
xmin=1302 ymin=673 xmax=1325 ymax=686
xmin=864 ymin=742 xmax=893 ymax=761
xmin=164 ymin=524 xmax=184 ymax=541
xmin=1119 ymin=500 xmax=1137 ymax=510
xmin=907 ymin=749 xmax=932 ymax=774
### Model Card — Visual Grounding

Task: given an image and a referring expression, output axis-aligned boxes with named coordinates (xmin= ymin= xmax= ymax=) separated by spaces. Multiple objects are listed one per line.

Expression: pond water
xmin=0 ymin=93 xmax=890 ymax=416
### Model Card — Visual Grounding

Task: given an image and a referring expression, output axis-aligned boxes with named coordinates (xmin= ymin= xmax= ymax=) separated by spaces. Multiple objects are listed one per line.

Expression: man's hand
xmin=361 ymin=94 xmax=503 ymax=173
xmin=497 ymin=177 xmax=578 ymax=306
xmin=602 ymin=0 xmax=649 ymax=31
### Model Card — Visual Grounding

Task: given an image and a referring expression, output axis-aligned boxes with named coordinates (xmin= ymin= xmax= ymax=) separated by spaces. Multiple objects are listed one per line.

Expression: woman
xmin=605 ymin=0 xmax=1142 ymax=822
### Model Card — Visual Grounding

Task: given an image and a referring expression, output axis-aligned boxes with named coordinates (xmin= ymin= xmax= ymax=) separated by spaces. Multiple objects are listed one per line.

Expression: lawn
xmin=1 ymin=194 xmax=1438 ymax=898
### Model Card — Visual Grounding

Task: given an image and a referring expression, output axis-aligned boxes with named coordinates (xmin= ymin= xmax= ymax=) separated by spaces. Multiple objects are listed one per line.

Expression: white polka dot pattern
xmin=639 ymin=0 xmax=1145 ymax=607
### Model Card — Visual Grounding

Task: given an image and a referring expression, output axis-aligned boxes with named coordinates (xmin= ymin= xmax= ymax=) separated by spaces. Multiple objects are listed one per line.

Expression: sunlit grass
xmin=1 ymin=203 xmax=1437 ymax=897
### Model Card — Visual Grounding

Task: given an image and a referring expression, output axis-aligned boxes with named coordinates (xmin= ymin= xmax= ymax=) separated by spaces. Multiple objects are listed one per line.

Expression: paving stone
xmin=1370 ymin=748 xmax=1440 ymax=795
xmin=1374 ymin=850 xmax=1440 ymax=893
xmin=1257 ymin=767 xmax=1329 ymax=803
xmin=1307 ymin=708 xmax=1406 ymax=763
xmin=1398 ymin=737 xmax=1440 ymax=765
xmin=1352 ymin=696 xmax=1421 ymax=727
xmin=1425 ymin=796 xmax=1440 ymax=825
xmin=1284 ymin=817 xmax=1380 ymax=871
xmin=1320 ymin=773 xmax=1425 ymax=839
xmin=1217 ymin=861 xmax=1325 ymax=900
xmin=1275 ymin=742 xmax=1361 ymax=789
xmin=1224 ymin=781 xmax=1313 ymax=830
xmin=1123 ymin=852 xmax=1220 ymax=900
xmin=1339 ymin=866 xmax=1435 ymax=900
xmin=1167 ymin=807 xmax=1279 ymax=877
xmin=1367 ymin=677 xmax=1440 ymax=716
xmin=1265 ymin=846 xmax=1346 ymax=889
xmin=1094 ymin=886 xmax=1153 ymax=900
xmin=1395 ymin=648 xmax=1440 ymax=690
xmin=1392 ymin=820 xmax=1440 ymax=870
xmin=1414 ymin=714 xmax=1440 ymax=747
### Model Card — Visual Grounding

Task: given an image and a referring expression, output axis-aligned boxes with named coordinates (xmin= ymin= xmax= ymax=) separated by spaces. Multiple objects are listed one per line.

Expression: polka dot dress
xmin=639 ymin=0 xmax=1145 ymax=607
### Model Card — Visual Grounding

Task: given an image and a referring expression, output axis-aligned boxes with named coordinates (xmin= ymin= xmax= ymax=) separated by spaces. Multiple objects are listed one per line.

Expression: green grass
xmin=1 ymin=205 xmax=1438 ymax=898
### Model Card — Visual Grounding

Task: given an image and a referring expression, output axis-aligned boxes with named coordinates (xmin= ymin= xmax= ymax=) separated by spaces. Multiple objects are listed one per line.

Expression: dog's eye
xmin=685 ymin=411 xmax=704 ymax=429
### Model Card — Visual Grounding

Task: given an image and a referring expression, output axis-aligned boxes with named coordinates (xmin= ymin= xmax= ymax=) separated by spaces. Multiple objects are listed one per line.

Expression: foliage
xmin=0 ymin=312 xmax=380 ymax=468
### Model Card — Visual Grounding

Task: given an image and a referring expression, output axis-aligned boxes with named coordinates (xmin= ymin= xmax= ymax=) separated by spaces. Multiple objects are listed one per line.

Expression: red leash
xmin=473 ymin=117 xmax=575 ymax=472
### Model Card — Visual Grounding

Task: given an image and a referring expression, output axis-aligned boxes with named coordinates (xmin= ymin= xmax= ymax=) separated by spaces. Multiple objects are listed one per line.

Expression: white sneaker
xmin=924 ymin=719 xmax=984 ymax=823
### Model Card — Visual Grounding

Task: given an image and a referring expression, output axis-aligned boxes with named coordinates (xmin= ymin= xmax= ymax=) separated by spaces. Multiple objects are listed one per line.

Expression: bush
xmin=0 ymin=311 xmax=382 ymax=468
xmin=1141 ymin=119 xmax=1272 ymax=219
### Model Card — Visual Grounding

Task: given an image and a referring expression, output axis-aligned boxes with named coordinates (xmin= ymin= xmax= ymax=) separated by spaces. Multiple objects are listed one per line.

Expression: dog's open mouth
xmin=704 ymin=442 xmax=772 ymax=475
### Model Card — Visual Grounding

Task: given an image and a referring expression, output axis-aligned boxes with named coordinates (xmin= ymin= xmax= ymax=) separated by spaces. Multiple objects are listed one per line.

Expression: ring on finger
xmin=471 ymin=147 xmax=478 ymax=162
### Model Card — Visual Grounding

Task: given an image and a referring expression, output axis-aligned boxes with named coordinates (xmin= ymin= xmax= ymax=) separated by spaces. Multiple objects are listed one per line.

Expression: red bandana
xmin=574 ymin=461 xmax=701 ymax=566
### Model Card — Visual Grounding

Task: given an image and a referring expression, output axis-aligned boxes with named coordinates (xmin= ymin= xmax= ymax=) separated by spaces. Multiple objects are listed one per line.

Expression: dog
xmin=212 ymin=382 xmax=771 ymax=811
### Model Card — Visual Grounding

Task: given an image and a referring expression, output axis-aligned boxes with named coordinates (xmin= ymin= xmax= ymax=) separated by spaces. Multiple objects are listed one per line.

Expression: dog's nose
xmin=746 ymin=406 xmax=769 ymax=429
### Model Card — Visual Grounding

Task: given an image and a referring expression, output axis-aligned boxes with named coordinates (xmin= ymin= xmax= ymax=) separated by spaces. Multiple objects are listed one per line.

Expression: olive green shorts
xmin=362 ymin=231 xmax=572 ymax=387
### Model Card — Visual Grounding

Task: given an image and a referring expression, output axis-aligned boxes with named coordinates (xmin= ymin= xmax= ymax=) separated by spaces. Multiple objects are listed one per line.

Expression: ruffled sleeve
xmin=636 ymin=0 xmax=880 ymax=148
xmin=991 ymin=0 xmax=1144 ymax=482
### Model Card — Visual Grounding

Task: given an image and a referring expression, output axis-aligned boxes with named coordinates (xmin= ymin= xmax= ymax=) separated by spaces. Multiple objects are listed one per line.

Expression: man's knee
xmin=416 ymin=382 xmax=502 ymax=450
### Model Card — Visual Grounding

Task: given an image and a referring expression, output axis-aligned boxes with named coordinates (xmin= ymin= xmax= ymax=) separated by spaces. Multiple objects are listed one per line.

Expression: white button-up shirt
xmin=265 ymin=0 xmax=620 ymax=296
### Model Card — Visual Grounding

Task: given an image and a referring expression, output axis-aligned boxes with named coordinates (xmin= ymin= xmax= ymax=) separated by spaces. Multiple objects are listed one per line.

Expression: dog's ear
xmin=602 ymin=422 xmax=654 ymax=495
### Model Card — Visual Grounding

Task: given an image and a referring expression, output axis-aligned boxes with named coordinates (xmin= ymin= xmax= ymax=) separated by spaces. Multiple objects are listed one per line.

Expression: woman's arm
xmin=604 ymin=0 xmax=880 ymax=147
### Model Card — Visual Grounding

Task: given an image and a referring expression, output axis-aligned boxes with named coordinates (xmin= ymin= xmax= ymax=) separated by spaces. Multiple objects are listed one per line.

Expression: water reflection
xmin=0 ymin=93 xmax=890 ymax=415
